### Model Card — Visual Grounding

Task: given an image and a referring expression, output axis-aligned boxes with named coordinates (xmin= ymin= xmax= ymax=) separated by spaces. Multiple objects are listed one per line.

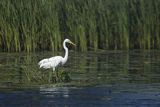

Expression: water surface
xmin=0 ymin=50 xmax=160 ymax=107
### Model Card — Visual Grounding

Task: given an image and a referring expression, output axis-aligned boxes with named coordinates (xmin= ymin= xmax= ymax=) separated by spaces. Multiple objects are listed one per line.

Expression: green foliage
xmin=24 ymin=67 xmax=71 ymax=84
xmin=0 ymin=0 xmax=160 ymax=52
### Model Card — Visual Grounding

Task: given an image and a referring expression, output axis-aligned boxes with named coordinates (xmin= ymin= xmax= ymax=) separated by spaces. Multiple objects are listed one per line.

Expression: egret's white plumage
xmin=38 ymin=39 xmax=75 ymax=71
xmin=39 ymin=56 xmax=63 ymax=70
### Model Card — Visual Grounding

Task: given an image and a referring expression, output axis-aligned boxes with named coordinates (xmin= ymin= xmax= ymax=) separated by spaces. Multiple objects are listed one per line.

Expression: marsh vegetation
xmin=0 ymin=0 xmax=160 ymax=52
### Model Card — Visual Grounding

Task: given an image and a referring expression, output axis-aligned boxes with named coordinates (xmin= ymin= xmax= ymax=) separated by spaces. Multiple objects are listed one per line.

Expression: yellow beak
xmin=69 ymin=41 xmax=76 ymax=46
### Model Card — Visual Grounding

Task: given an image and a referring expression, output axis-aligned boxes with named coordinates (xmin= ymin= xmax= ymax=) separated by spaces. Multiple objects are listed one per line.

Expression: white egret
xmin=38 ymin=39 xmax=76 ymax=72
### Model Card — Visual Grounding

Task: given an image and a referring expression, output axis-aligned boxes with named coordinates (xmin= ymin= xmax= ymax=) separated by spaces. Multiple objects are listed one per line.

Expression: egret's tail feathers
xmin=38 ymin=59 xmax=49 ymax=65
xmin=39 ymin=62 xmax=53 ymax=69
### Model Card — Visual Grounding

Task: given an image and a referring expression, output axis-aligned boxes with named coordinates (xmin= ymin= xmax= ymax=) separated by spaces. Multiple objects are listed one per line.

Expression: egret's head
xmin=65 ymin=39 xmax=76 ymax=46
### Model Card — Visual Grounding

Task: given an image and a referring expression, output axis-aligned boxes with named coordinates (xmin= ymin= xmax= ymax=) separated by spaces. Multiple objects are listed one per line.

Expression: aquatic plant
xmin=24 ymin=67 xmax=71 ymax=84
xmin=0 ymin=0 xmax=160 ymax=52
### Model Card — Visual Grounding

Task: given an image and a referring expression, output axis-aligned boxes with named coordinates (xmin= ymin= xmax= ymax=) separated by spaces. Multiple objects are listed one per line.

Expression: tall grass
xmin=0 ymin=0 xmax=160 ymax=52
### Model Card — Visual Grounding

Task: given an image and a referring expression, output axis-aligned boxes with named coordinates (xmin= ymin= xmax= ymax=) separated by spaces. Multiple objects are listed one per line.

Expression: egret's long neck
xmin=63 ymin=41 xmax=68 ymax=63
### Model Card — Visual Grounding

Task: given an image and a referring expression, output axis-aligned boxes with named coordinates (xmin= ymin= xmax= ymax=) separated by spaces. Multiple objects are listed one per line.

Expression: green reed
xmin=0 ymin=0 xmax=160 ymax=52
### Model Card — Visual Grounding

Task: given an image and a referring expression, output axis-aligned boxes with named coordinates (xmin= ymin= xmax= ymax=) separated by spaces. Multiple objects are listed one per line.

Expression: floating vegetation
xmin=0 ymin=0 xmax=160 ymax=52
xmin=23 ymin=66 xmax=71 ymax=84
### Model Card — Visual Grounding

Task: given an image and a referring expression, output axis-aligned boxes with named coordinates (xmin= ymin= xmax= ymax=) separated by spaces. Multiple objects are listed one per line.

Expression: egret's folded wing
xmin=39 ymin=56 xmax=63 ymax=69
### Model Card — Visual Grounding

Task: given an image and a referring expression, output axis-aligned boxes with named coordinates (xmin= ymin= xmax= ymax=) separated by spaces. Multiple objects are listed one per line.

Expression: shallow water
xmin=0 ymin=50 xmax=160 ymax=107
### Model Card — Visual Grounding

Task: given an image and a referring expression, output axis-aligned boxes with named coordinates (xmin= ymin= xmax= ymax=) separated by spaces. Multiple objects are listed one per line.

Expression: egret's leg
xmin=55 ymin=68 xmax=58 ymax=82
xmin=49 ymin=70 xmax=52 ymax=83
